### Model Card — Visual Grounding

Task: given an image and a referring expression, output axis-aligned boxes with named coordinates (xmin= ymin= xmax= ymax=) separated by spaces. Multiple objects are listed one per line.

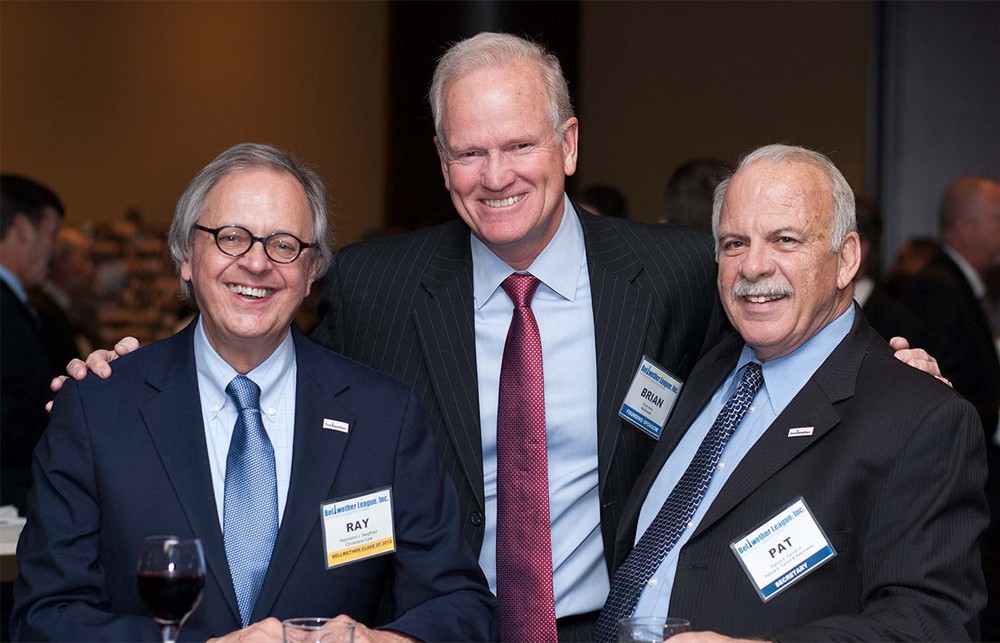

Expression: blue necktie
xmin=594 ymin=362 xmax=764 ymax=642
xmin=223 ymin=375 xmax=278 ymax=627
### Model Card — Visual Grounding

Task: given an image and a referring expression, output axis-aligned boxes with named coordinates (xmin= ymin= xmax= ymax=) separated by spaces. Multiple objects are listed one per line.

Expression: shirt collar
xmin=735 ymin=305 xmax=855 ymax=413
xmin=194 ymin=316 xmax=296 ymax=420
xmin=0 ymin=265 xmax=27 ymax=304
xmin=943 ymin=245 xmax=987 ymax=299
xmin=471 ymin=195 xmax=585 ymax=309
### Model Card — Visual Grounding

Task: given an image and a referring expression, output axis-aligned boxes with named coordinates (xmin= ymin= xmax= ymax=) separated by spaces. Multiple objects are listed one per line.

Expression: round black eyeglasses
xmin=194 ymin=225 xmax=316 ymax=264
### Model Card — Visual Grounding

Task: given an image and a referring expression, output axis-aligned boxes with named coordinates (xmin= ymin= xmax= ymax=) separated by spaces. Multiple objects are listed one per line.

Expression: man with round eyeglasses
xmin=12 ymin=143 xmax=496 ymax=643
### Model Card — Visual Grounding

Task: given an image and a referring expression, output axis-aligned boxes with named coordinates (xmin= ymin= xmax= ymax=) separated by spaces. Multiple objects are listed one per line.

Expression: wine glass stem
xmin=160 ymin=623 xmax=179 ymax=643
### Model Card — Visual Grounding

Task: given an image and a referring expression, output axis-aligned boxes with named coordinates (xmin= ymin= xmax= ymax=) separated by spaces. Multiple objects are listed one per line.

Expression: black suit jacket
xmin=900 ymin=251 xmax=1000 ymax=438
xmin=27 ymin=287 xmax=83 ymax=372
xmin=313 ymin=208 xmax=724 ymax=569
xmin=12 ymin=322 xmax=496 ymax=642
xmin=612 ymin=309 xmax=988 ymax=640
xmin=0 ymin=280 xmax=54 ymax=509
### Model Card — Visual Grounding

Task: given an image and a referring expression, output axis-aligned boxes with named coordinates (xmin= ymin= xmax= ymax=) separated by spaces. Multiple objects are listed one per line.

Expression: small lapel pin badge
xmin=323 ymin=418 xmax=349 ymax=433
xmin=787 ymin=426 xmax=814 ymax=438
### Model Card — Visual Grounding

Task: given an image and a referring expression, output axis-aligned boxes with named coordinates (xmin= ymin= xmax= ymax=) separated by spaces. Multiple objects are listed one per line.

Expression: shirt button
xmin=687 ymin=521 xmax=694 ymax=529
xmin=647 ymin=577 xmax=658 ymax=587
xmin=716 ymin=461 xmax=725 ymax=470
xmin=749 ymin=404 xmax=756 ymax=412
xmin=267 ymin=407 xmax=277 ymax=415
xmin=211 ymin=404 xmax=220 ymax=412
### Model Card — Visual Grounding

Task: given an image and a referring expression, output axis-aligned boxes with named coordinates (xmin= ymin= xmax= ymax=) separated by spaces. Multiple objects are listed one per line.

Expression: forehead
xmin=441 ymin=61 xmax=551 ymax=139
xmin=201 ymin=168 xmax=312 ymax=234
xmin=721 ymin=160 xmax=832 ymax=231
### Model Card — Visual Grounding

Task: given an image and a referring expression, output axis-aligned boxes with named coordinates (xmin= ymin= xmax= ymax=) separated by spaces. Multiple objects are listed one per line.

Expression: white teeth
xmin=229 ymin=284 xmax=271 ymax=298
xmin=482 ymin=194 xmax=526 ymax=207
xmin=747 ymin=295 xmax=782 ymax=303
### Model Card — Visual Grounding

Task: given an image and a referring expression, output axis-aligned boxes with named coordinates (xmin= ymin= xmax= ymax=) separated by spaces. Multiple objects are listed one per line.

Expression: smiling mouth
xmin=481 ymin=193 xmax=527 ymax=208
xmin=745 ymin=294 xmax=786 ymax=303
xmin=229 ymin=284 xmax=271 ymax=299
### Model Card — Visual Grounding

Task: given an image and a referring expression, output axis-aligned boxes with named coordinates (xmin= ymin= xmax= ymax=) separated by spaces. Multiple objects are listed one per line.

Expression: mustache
xmin=731 ymin=278 xmax=794 ymax=299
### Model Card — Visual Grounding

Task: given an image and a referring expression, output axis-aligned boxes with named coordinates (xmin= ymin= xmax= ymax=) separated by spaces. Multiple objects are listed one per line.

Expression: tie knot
xmin=741 ymin=362 xmax=764 ymax=392
xmin=502 ymin=273 xmax=541 ymax=308
xmin=226 ymin=375 xmax=262 ymax=412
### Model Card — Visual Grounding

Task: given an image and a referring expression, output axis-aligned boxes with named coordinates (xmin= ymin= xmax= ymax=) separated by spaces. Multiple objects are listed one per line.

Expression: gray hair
xmin=429 ymin=32 xmax=574 ymax=157
xmin=169 ymin=143 xmax=333 ymax=300
xmin=711 ymin=144 xmax=856 ymax=255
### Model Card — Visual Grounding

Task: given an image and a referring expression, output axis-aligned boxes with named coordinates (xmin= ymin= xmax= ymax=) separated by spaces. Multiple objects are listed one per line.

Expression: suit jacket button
xmin=470 ymin=511 xmax=484 ymax=526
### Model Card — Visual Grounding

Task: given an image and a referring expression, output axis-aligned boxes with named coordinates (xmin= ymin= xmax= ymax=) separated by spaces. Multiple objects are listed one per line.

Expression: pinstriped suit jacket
xmin=612 ymin=307 xmax=988 ymax=640
xmin=313 ymin=206 xmax=725 ymax=573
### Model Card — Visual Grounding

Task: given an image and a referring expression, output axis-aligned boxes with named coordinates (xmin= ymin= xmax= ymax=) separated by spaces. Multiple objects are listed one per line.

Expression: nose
xmin=739 ymin=243 xmax=775 ymax=281
xmin=237 ymin=238 xmax=272 ymax=273
xmin=480 ymin=152 xmax=515 ymax=192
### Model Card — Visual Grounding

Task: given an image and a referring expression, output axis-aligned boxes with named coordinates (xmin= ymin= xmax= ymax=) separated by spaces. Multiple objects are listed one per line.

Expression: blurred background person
xmin=28 ymin=225 xmax=99 ymax=371
xmin=578 ymin=183 xmax=629 ymax=219
xmin=0 ymin=174 xmax=65 ymax=511
xmin=660 ymin=158 xmax=730 ymax=231
xmin=852 ymin=196 xmax=929 ymax=345
xmin=898 ymin=176 xmax=1000 ymax=641
xmin=884 ymin=236 xmax=941 ymax=296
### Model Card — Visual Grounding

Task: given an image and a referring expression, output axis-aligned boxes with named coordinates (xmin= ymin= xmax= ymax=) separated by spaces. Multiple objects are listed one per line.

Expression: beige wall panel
xmin=1 ymin=1 xmax=387 ymax=247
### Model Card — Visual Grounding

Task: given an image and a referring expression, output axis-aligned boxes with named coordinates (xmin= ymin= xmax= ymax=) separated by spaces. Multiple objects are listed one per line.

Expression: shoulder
xmin=294 ymin=330 xmax=415 ymax=398
xmin=580 ymin=212 xmax=716 ymax=268
xmin=335 ymin=220 xmax=466 ymax=271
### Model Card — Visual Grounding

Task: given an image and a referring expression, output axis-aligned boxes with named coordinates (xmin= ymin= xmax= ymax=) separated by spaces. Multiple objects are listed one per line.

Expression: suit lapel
xmin=138 ymin=323 xmax=241 ymax=622
xmin=253 ymin=329 xmax=354 ymax=619
xmin=613 ymin=333 xmax=742 ymax=563
xmin=693 ymin=311 xmax=868 ymax=538
xmin=410 ymin=223 xmax=485 ymax=507
xmin=579 ymin=211 xmax=654 ymax=494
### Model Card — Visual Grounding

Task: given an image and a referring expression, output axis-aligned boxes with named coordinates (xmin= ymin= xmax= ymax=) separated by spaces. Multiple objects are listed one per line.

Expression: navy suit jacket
xmin=612 ymin=308 xmax=988 ymax=640
xmin=12 ymin=322 xmax=496 ymax=642
xmin=313 ymin=209 xmax=725 ymax=571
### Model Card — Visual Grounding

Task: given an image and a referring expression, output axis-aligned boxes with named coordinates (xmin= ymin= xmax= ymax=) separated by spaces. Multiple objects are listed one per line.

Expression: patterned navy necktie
xmin=223 ymin=374 xmax=278 ymax=627
xmin=594 ymin=362 xmax=764 ymax=642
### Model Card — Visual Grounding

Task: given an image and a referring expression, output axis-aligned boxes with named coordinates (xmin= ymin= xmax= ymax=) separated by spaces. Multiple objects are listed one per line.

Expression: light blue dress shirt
xmin=633 ymin=306 xmax=854 ymax=617
xmin=194 ymin=318 xmax=297 ymax=528
xmin=0 ymin=264 xmax=28 ymax=303
xmin=473 ymin=196 xmax=610 ymax=616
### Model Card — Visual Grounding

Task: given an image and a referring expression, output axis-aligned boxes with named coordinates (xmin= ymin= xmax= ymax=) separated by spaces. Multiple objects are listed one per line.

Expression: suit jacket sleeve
xmin=379 ymin=389 xmax=498 ymax=642
xmin=11 ymin=379 xmax=168 ymax=642
xmin=773 ymin=395 xmax=987 ymax=642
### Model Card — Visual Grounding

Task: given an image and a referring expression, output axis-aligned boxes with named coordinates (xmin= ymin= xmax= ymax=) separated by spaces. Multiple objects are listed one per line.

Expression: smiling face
xmin=437 ymin=61 xmax=579 ymax=270
xmin=180 ymin=168 xmax=318 ymax=372
xmin=716 ymin=160 xmax=860 ymax=361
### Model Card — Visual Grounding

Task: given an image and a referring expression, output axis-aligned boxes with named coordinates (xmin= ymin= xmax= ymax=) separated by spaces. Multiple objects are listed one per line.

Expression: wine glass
xmin=137 ymin=535 xmax=206 ymax=643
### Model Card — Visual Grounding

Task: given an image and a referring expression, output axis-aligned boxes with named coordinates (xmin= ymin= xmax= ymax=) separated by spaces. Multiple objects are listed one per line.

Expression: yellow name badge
xmin=320 ymin=487 xmax=396 ymax=569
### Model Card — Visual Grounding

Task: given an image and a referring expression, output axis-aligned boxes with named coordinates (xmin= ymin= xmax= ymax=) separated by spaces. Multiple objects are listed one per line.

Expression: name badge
xmin=320 ymin=487 xmax=396 ymax=569
xmin=618 ymin=355 xmax=683 ymax=439
xmin=730 ymin=497 xmax=836 ymax=602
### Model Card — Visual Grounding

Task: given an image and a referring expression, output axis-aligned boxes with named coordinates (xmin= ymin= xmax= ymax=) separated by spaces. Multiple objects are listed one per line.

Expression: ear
xmin=12 ymin=213 xmax=34 ymax=244
xmin=836 ymin=231 xmax=861 ymax=290
xmin=434 ymin=137 xmax=452 ymax=192
xmin=180 ymin=258 xmax=193 ymax=283
xmin=561 ymin=117 xmax=579 ymax=177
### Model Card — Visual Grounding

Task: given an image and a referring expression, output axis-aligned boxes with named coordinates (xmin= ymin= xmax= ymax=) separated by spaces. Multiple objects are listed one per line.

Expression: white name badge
xmin=730 ymin=497 xmax=836 ymax=602
xmin=618 ymin=355 xmax=683 ymax=439
xmin=320 ymin=487 xmax=396 ymax=569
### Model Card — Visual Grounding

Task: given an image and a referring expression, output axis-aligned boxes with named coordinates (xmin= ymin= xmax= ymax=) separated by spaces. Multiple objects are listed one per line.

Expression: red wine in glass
xmin=137 ymin=536 xmax=206 ymax=643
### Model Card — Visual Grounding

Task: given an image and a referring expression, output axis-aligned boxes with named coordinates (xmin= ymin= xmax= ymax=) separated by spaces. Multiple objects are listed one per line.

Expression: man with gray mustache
xmin=595 ymin=144 xmax=988 ymax=642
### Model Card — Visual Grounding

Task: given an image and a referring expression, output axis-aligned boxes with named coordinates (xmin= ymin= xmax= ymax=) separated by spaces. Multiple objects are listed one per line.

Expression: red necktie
xmin=496 ymin=273 xmax=558 ymax=643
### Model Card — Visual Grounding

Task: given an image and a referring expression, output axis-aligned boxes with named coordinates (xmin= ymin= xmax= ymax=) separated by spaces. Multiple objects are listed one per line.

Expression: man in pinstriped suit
xmin=312 ymin=33 xmax=725 ymax=639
